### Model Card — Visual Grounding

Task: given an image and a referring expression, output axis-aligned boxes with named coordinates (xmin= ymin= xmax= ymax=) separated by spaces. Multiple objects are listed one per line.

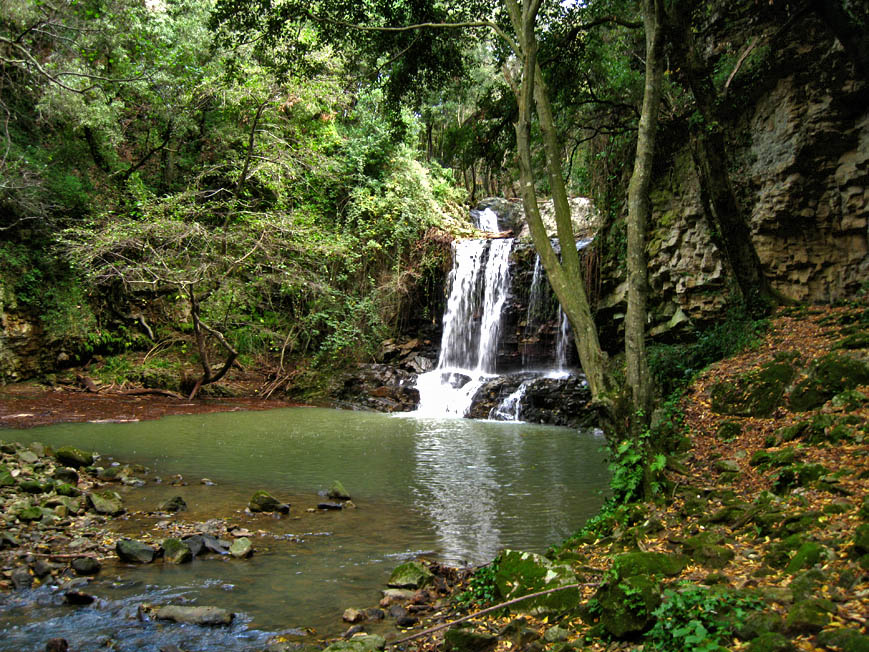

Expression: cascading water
xmin=413 ymin=207 xmax=593 ymax=421
xmin=414 ymin=226 xmax=514 ymax=417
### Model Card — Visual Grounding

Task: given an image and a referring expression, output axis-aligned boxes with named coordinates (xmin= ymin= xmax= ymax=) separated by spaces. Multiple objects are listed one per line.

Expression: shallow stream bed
xmin=1 ymin=407 xmax=608 ymax=651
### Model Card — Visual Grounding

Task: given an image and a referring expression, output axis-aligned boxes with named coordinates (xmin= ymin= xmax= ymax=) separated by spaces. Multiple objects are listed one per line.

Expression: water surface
xmin=1 ymin=407 xmax=608 ymax=650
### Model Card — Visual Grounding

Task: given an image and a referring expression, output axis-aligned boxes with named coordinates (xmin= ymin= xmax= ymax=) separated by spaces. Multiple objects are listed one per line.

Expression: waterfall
xmin=414 ymin=236 xmax=514 ymax=417
xmin=411 ymin=208 xmax=593 ymax=421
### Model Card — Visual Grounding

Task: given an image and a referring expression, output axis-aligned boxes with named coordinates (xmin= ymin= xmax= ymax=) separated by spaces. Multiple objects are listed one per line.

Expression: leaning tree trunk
xmin=505 ymin=0 xmax=617 ymax=418
xmin=187 ymin=287 xmax=238 ymax=400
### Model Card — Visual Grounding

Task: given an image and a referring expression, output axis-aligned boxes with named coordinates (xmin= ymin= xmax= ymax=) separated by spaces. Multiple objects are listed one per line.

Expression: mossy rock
xmin=387 ymin=560 xmax=433 ymax=589
xmin=831 ymin=389 xmax=868 ymax=410
xmin=859 ymin=496 xmax=869 ymax=520
xmin=593 ymin=575 xmax=662 ymax=639
xmin=854 ymin=523 xmax=869 ymax=556
xmin=717 ymin=421 xmax=743 ymax=441
xmin=816 ymin=627 xmax=869 ymax=651
xmin=494 ymin=550 xmax=579 ymax=616
xmin=0 ymin=464 xmax=14 ymax=487
xmin=248 ymin=490 xmax=289 ymax=514
xmin=710 ymin=361 xmax=796 ymax=417
xmin=784 ymin=598 xmax=835 ymax=634
xmin=444 ymin=625 xmax=498 ymax=652
xmin=611 ymin=552 xmax=687 ymax=580
xmin=751 ymin=448 xmax=798 ymax=469
xmin=764 ymin=535 xmax=804 ymax=570
xmin=19 ymin=479 xmax=46 ymax=494
xmin=55 ymin=482 xmax=81 ymax=497
xmin=162 ymin=538 xmax=193 ymax=564
xmin=55 ymin=446 xmax=95 ymax=468
xmin=116 ymin=538 xmax=156 ymax=564
xmin=788 ymin=569 xmax=826 ymax=602
xmin=735 ymin=611 xmax=785 ymax=640
xmin=87 ymin=490 xmax=125 ymax=515
xmin=323 ymin=636 xmax=386 ymax=652
xmin=790 ymin=353 xmax=869 ymax=412
xmin=784 ymin=543 xmax=826 ymax=574
xmin=18 ymin=506 xmax=43 ymax=522
xmin=746 ymin=633 xmax=796 ymax=652
xmin=776 ymin=422 xmax=809 ymax=443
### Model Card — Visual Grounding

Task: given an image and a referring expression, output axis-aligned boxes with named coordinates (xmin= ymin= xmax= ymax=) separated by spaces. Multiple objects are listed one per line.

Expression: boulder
xmin=52 ymin=467 xmax=79 ymax=484
xmin=328 ymin=480 xmax=351 ymax=500
xmin=55 ymin=446 xmax=95 ymax=468
xmin=229 ymin=537 xmax=253 ymax=559
xmin=71 ymin=557 xmax=101 ymax=575
xmin=151 ymin=605 xmax=234 ymax=626
xmin=87 ymin=490 xmax=125 ymax=515
xmin=816 ymin=628 xmax=869 ymax=652
xmin=444 ymin=624 xmax=498 ymax=652
xmin=746 ymin=633 xmax=796 ymax=652
xmin=592 ymin=575 xmax=662 ymax=639
xmin=611 ymin=552 xmax=688 ymax=579
xmin=322 ymin=635 xmax=385 ymax=652
xmin=158 ymin=496 xmax=187 ymax=513
xmin=248 ymin=490 xmax=290 ymax=513
xmin=785 ymin=598 xmax=835 ymax=634
xmin=710 ymin=361 xmax=796 ymax=418
xmin=790 ymin=353 xmax=869 ymax=412
xmin=116 ymin=539 xmax=156 ymax=564
xmin=162 ymin=538 xmax=193 ymax=564
xmin=493 ymin=550 xmax=580 ymax=616
xmin=387 ymin=561 xmax=433 ymax=589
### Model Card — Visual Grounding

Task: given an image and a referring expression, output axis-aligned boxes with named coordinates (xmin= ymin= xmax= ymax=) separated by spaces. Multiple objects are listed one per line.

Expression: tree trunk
xmin=505 ymin=0 xmax=616 ymax=412
xmin=625 ymin=0 xmax=664 ymax=443
xmin=669 ymin=2 xmax=779 ymax=312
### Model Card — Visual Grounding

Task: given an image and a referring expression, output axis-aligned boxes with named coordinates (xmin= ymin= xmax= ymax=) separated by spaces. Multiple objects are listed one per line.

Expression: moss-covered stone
xmin=611 ymin=552 xmax=688 ymax=579
xmin=784 ymin=543 xmax=826 ymax=574
xmin=751 ymin=448 xmax=798 ymax=469
xmin=717 ymin=420 xmax=743 ymax=441
xmin=323 ymin=635 xmax=385 ymax=652
xmin=0 ymin=464 xmax=15 ymax=487
xmin=789 ymin=353 xmax=869 ymax=412
xmin=710 ymin=361 xmax=796 ymax=417
xmin=854 ymin=523 xmax=869 ymax=556
xmin=55 ymin=446 xmax=95 ymax=468
xmin=776 ymin=422 xmax=809 ymax=443
xmin=162 ymin=538 xmax=193 ymax=564
xmin=735 ymin=611 xmax=785 ymax=640
xmin=388 ymin=560 xmax=434 ymax=589
xmin=784 ymin=598 xmax=835 ymax=634
xmin=746 ymin=633 xmax=796 ymax=652
xmin=816 ymin=627 xmax=869 ymax=651
xmin=444 ymin=625 xmax=497 ymax=652
xmin=788 ymin=569 xmax=826 ymax=602
xmin=593 ymin=575 xmax=662 ymax=639
xmin=494 ymin=550 xmax=579 ymax=616
xmin=248 ymin=490 xmax=289 ymax=513
xmin=87 ymin=490 xmax=125 ymax=515
xmin=831 ymin=389 xmax=868 ymax=410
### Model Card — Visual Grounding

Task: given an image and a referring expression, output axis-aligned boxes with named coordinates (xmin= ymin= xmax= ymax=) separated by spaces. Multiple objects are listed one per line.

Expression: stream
xmin=1 ymin=406 xmax=608 ymax=651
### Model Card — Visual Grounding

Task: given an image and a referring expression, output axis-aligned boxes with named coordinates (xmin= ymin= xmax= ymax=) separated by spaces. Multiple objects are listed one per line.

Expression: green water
xmin=2 ymin=407 xmax=608 ymax=649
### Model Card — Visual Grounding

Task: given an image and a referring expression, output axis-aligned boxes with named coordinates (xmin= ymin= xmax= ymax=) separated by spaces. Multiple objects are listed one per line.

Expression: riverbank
xmin=392 ymin=304 xmax=868 ymax=652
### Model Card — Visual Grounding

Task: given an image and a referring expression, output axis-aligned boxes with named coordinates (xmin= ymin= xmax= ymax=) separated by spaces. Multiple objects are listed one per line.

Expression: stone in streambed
xmin=343 ymin=608 xmax=365 ymax=623
xmin=158 ymin=496 xmax=187 ymax=513
xmin=55 ymin=482 xmax=81 ymax=497
xmin=19 ymin=479 xmax=46 ymax=494
xmin=229 ymin=537 xmax=253 ymax=559
xmin=87 ymin=490 xmax=125 ymax=515
xmin=72 ymin=557 xmax=101 ymax=575
xmin=53 ymin=467 xmax=79 ymax=484
xmin=248 ymin=490 xmax=290 ymax=513
xmin=322 ymin=635 xmax=385 ymax=652
xmin=327 ymin=480 xmax=351 ymax=500
xmin=151 ymin=605 xmax=234 ymax=626
xmin=387 ymin=561 xmax=433 ymax=589
xmin=18 ymin=506 xmax=43 ymax=522
xmin=0 ymin=464 xmax=15 ymax=487
xmin=162 ymin=538 xmax=193 ymax=564
xmin=318 ymin=502 xmax=344 ymax=510
xmin=116 ymin=539 xmax=156 ymax=564
xmin=55 ymin=446 xmax=95 ymax=468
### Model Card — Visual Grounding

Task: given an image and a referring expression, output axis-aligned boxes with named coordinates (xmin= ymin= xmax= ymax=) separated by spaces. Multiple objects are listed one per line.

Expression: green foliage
xmin=607 ymin=431 xmax=667 ymax=505
xmin=455 ymin=561 xmax=500 ymax=606
xmin=646 ymin=584 xmax=762 ymax=651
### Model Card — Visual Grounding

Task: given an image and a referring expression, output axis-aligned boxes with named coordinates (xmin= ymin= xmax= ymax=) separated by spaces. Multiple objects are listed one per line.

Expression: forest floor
xmin=393 ymin=304 xmax=868 ymax=652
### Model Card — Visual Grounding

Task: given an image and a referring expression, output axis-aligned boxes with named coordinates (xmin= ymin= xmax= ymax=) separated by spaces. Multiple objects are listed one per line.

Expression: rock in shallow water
xmin=116 ymin=539 xmax=156 ymax=564
xmin=248 ymin=490 xmax=290 ymax=513
xmin=150 ymin=605 xmax=234 ymax=626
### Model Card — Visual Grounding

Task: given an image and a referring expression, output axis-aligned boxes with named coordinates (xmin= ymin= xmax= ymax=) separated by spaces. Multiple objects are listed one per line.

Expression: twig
xmin=387 ymin=581 xmax=598 ymax=647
